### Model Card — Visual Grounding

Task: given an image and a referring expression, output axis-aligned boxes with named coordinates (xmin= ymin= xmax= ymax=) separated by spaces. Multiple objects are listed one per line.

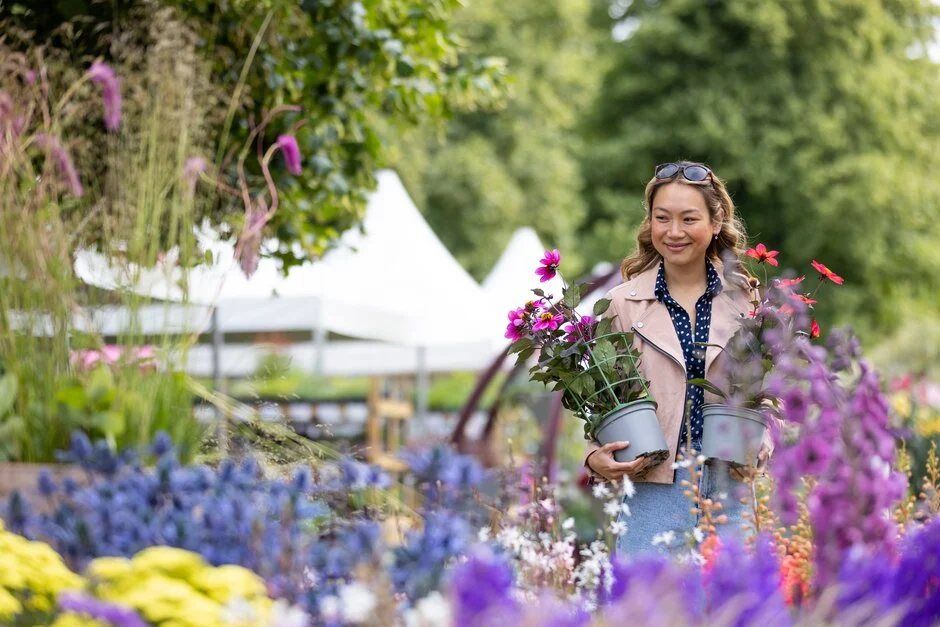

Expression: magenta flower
xmin=34 ymin=134 xmax=83 ymax=197
xmin=532 ymin=311 xmax=564 ymax=332
xmin=276 ymin=134 xmax=303 ymax=175
xmin=504 ymin=307 xmax=529 ymax=340
xmin=535 ymin=249 xmax=561 ymax=282
xmin=563 ymin=315 xmax=594 ymax=342
xmin=87 ymin=60 xmax=122 ymax=131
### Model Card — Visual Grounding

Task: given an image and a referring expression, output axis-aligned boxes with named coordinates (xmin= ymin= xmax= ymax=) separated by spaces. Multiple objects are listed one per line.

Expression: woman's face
xmin=649 ymin=182 xmax=720 ymax=270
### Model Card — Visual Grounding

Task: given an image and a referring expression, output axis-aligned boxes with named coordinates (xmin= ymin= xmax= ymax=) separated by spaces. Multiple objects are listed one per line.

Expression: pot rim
xmin=701 ymin=402 xmax=769 ymax=426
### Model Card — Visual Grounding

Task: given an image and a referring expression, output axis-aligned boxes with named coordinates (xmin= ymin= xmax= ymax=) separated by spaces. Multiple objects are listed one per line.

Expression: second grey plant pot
xmin=701 ymin=403 xmax=769 ymax=466
xmin=593 ymin=399 xmax=669 ymax=466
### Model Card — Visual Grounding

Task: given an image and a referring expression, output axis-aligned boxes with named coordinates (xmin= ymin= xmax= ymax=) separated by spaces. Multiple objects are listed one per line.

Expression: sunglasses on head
xmin=654 ymin=162 xmax=713 ymax=182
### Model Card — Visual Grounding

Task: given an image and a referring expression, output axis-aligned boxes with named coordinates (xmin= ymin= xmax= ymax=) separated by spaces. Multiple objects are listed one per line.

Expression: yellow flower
xmin=891 ymin=392 xmax=912 ymax=418
xmin=0 ymin=586 xmax=24 ymax=621
xmin=129 ymin=546 xmax=208 ymax=582
xmin=51 ymin=612 xmax=110 ymax=627
xmin=190 ymin=565 xmax=267 ymax=603
xmin=85 ymin=556 xmax=134 ymax=583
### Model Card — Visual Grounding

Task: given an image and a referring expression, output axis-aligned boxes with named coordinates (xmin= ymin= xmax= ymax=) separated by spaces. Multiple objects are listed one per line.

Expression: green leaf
xmin=687 ymin=377 xmax=727 ymax=398
xmin=0 ymin=373 xmax=17 ymax=417
xmin=593 ymin=297 xmax=612 ymax=317
xmin=563 ymin=286 xmax=580 ymax=309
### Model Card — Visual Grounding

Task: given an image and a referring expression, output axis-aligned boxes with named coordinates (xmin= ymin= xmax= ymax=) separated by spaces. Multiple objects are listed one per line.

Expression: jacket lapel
xmin=631 ymin=303 xmax=686 ymax=373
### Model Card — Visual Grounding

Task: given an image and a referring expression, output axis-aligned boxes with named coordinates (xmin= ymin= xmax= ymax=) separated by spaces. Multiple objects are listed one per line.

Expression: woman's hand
xmin=729 ymin=441 xmax=772 ymax=482
xmin=586 ymin=441 xmax=658 ymax=482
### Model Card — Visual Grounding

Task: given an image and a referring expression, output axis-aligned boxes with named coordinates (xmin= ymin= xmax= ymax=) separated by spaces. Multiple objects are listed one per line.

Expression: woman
xmin=583 ymin=160 xmax=776 ymax=557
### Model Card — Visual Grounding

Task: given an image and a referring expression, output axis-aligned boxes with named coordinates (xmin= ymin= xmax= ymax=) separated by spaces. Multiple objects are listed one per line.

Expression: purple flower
xmin=87 ymin=61 xmax=122 ymax=132
xmin=705 ymin=534 xmax=791 ymax=626
xmin=447 ymin=544 xmax=520 ymax=626
xmin=59 ymin=592 xmax=147 ymax=627
xmin=563 ymin=316 xmax=594 ymax=343
xmin=535 ymin=249 xmax=561 ymax=282
xmin=34 ymin=134 xmax=83 ymax=197
xmin=276 ymin=134 xmax=303 ymax=175
xmin=532 ymin=311 xmax=564 ymax=332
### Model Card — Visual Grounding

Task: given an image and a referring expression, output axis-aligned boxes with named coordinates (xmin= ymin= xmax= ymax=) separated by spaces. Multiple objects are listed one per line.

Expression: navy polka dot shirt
xmin=654 ymin=257 xmax=722 ymax=452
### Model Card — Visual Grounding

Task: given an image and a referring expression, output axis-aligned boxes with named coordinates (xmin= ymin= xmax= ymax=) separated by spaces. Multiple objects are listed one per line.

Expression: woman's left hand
xmin=729 ymin=441 xmax=772 ymax=482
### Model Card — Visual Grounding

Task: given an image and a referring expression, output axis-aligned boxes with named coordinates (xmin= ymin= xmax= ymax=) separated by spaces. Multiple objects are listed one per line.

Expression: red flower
xmin=775 ymin=275 xmax=805 ymax=289
xmin=745 ymin=243 xmax=780 ymax=266
xmin=791 ymin=293 xmax=817 ymax=306
xmin=811 ymin=260 xmax=844 ymax=285
xmin=810 ymin=319 xmax=821 ymax=339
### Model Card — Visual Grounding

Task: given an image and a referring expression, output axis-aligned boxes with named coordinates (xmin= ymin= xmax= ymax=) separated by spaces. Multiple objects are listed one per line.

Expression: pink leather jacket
xmin=583 ymin=259 xmax=778 ymax=485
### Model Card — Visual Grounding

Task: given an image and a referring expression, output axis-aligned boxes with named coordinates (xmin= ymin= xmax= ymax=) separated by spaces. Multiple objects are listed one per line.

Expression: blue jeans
xmin=614 ymin=459 xmax=756 ymax=558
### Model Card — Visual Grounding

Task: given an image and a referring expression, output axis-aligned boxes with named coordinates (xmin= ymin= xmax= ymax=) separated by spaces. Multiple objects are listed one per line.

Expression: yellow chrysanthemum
xmin=129 ymin=546 xmax=208 ymax=582
xmin=0 ymin=586 xmax=24 ymax=620
xmin=190 ymin=564 xmax=268 ymax=603
xmin=51 ymin=612 xmax=110 ymax=627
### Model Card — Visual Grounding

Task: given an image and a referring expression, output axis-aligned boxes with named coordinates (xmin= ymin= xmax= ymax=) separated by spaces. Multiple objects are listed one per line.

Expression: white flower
xmin=620 ymin=476 xmax=635 ymax=498
xmin=692 ymin=526 xmax=705 ymax=544
xmin=338 ymin=582 xmax=376 ymax=624
xmin=269 ymin=599 xmax=309 ymax=627
xmin=317 ymin=595 xmax=341 ymax=623
xmin=696 ymin=454 xmax=707 ymax=464
xmin=651 ymin=530 xmax=675 ymax=546
xmin=608 ymin=520 xmax=628 ymax=536
xmin=539 ymin=497 xmax=555 ymax=512
xmin=478 ymin=526 xmax=492 ymax=542
xmin=604 ymin=501 xmax=622 ymax=518
xmin=592 ymin=484 xmax=611 ymax=499
xmin=620 ymin=503 xmax=631 ymax=517
xmin=404 ymin=591 xmax=452 ymax=627
xmin=221 ymin=597 xmax=256 ymax=623
xmin=303 ymin=566 xmax=319 ymax=588
xmin=562 ymin=517 xmax=575 ymax=530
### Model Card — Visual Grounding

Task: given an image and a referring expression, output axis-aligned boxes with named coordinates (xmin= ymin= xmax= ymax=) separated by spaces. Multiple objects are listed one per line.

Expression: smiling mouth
xmin=666 ymin=243 xmax=689 ymax=250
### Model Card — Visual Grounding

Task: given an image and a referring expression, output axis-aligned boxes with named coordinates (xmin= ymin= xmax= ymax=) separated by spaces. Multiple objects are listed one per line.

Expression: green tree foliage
xmin=0 ymin=0 xmax=505 ymax=270
xmin=386 ymin=0 xmax=609 ymax=280
xmin=580 ymin=0 xmax=940 ymax=339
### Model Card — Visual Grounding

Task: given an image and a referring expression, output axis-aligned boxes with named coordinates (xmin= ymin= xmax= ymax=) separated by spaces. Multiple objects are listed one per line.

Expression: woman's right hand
xmin=587 ymin=441 xmax=657 ymax=481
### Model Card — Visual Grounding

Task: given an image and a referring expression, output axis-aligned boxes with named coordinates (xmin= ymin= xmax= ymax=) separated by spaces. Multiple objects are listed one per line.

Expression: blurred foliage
xmin=383 ymin=0 xmax=610 ymax=280
xmin=579 ymin=0 xmax=940 ymax=345
xmin=227 ymin=367 xmax=505 ymax=412
xmin=0 ymin=0 xmax=507 ymax=270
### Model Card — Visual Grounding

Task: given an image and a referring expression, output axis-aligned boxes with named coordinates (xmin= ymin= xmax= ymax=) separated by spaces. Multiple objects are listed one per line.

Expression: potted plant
xmin=689 ymin=246 xmax=845 ymax=466
xmin=506 ymin=250 xmax=669 ymax=467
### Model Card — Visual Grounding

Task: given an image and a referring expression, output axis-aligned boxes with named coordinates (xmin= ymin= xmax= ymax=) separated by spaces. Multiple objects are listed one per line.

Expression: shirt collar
xmin=654 ymin=257 xmax=723 ymax=302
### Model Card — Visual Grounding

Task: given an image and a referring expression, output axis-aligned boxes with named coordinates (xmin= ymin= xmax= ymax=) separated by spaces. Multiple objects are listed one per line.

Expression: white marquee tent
xmin=482 ymin=227 xmax=566 ymax=316
xmin=75 ymin=170 xmax=508 ymax=389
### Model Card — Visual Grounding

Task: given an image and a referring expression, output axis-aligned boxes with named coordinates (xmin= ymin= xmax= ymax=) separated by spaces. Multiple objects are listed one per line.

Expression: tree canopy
xmin=579 ymin=0 xmax=940 ymax=339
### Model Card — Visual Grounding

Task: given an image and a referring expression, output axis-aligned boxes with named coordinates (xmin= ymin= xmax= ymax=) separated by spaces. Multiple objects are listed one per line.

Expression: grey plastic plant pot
xmin=701 ymin=403 xmax=769 ymax=466
xmin=593 ymin=399 xmax=669 ymax=466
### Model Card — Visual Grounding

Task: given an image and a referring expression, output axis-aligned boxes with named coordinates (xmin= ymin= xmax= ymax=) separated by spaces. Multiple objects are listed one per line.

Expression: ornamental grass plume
xmin=87 ymin=60 xmax=122 ymax=131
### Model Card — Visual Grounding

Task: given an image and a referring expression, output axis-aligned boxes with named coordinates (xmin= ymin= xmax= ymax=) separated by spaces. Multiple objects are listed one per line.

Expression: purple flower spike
xmin=276 ymin=134 xmax=303 ymax=175
xmin=59 ymin=592 xmax=147 ymax=627
xmin=87 ymin=61 xmax=122 ymax=132
xmin=34 ymin=134 xmax=83 ymax=197
xmin=536 ymin=248 xmax=561 ymax=282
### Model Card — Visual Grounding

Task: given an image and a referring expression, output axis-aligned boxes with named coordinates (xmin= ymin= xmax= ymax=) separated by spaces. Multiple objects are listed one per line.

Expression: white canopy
xmin=482 ymin=227 xmax=566 ymax=316
xmin=76 ymin=170 xmax=506 ymax=349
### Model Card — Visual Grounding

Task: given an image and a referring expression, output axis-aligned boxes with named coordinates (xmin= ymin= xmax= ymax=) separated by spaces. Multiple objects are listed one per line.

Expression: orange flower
xmin=700 ymin=533 xmax=722 ymax=575
xmin=811 ymin=260 xmax=844 ymax=285
xmin=745 ymin=243 xmax=780 ymax=266
xmin=791 ymin=293 xmax=817 ymax=306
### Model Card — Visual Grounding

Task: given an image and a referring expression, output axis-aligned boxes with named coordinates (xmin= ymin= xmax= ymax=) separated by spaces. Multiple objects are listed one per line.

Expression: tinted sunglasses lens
xmin=685 ymin=166 xmax=709 ymax=181
xmin=655 ymin=163 xmax=678 ymax=178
